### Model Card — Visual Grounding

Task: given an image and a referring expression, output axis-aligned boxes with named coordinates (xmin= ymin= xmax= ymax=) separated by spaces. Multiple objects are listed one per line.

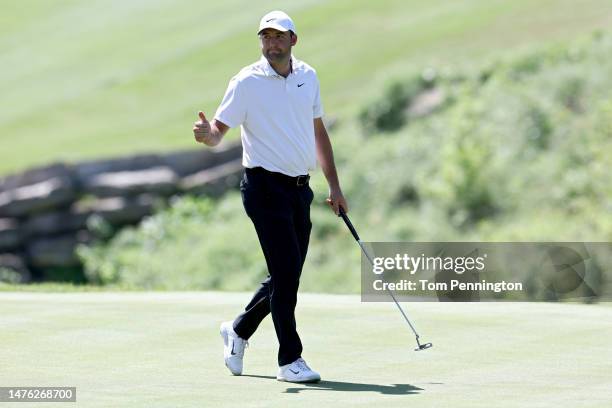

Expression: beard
xmin=264 ymin=47 xmax=290 ymax=63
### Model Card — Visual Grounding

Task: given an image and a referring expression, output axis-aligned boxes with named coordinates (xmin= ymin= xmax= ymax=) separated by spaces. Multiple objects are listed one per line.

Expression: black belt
xmin=246 ymin=167 xmax=310 ymax=186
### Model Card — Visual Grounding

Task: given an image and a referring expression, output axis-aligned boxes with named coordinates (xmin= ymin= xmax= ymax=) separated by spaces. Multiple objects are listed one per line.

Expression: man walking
xmin=193 ymin=10 xmax=348 ymax=383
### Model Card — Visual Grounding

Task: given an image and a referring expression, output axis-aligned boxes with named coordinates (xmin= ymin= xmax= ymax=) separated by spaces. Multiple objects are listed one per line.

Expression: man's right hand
xmin=193 ymin=111 xmax=211 ymax=143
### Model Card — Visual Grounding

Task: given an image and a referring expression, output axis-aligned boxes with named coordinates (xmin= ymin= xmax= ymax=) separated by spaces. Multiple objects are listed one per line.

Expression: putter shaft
xmin=338 ymin=207 xmax=432 ymax=351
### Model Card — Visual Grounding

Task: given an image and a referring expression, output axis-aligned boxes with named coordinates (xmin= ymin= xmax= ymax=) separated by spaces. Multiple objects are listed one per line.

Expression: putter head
xmin=414 ymin=342 xmax=433 ymax=351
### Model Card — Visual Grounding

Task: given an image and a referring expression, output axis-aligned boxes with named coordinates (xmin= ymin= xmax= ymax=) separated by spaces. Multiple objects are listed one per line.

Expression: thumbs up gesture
xmin=193 ymin=111 xmax=211 ymax=143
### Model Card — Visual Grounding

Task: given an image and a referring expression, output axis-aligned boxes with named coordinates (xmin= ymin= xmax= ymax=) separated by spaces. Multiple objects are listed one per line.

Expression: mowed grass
xmin=1 ymin=292 xmax=611 ymax=408
xmin=1 ymin=0 xmax=612 ymax=174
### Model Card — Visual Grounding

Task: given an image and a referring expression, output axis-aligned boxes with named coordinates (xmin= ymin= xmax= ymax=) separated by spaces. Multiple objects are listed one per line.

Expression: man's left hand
xmin=326 ymin=188 xmax=348 ymax=216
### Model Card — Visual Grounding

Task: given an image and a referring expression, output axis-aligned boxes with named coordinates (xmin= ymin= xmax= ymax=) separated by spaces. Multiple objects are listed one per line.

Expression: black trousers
xmin=233 ymin=167 xmax=314 ymax=366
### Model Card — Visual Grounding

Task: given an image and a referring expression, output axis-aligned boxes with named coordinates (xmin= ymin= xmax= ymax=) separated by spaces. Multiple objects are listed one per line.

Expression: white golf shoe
xmin=277 ymin=358 xmax=321 ymax=383
xmin=220 ymin=321 xmax=248 ymax=375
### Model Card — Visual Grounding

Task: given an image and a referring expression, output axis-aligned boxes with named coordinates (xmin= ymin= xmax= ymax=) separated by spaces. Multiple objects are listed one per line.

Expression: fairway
xmin=1 ymin=292 xmax=611 ymax=407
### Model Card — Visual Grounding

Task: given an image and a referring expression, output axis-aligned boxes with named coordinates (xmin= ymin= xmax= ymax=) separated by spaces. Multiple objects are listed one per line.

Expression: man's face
xmin=259 ymin=28 xmax=297 ymax=63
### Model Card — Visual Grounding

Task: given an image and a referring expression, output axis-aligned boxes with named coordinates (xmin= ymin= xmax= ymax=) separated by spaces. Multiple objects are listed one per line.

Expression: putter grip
xmin=339 ymin=207 xmax=360 ymax=242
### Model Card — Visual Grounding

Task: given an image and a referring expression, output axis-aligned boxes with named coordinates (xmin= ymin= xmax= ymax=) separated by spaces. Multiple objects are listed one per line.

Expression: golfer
xmin=193 ymin=10 xmax=348 ymax=383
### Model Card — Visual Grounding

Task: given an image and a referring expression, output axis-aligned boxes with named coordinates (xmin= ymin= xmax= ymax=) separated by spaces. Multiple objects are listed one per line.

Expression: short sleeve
xmin=214 ymin=76 xmax=247 ymax=128
xmin=313 ymin=76 xmax=324 ymax=119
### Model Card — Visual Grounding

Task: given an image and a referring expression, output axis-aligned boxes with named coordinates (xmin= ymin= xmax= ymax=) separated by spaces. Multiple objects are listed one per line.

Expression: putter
xmin=338 ymin=207 xmax=433 ymax=352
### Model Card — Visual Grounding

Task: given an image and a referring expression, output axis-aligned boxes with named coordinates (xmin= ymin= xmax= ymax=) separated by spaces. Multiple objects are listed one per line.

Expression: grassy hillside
xmin=1 ymin=0 xmax=611 ymax=174
xmin=1 ymin=292 xmax=611 ymax=408
xmin=75 ymin=32 xmax=612 ymax=294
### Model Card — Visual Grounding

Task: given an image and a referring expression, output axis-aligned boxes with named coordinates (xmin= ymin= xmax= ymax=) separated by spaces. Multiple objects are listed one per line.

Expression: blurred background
xmin=1 ymin=0 xmax=611 ymax=299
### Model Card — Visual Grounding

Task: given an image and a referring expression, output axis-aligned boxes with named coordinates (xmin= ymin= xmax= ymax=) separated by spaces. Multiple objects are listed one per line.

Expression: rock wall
xmin=0 ymin=143 xmax=243 ymax=283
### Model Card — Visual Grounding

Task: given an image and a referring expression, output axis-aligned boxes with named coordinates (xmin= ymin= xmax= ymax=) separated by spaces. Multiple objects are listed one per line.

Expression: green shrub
xmin=359 ymin=72 xmax=435 ymax=134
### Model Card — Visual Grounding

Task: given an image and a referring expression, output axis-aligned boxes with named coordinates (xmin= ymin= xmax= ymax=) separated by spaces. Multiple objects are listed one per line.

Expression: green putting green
xmin=1 ymin=292 xmax=611 ymax=407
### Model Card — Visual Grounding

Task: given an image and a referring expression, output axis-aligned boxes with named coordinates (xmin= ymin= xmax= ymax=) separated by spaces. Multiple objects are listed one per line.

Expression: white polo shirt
xmin=214 ymin=55 xmax=324 ymax=177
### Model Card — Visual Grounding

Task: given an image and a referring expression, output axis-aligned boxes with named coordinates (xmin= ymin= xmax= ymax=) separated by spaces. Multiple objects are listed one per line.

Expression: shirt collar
xmin=259 ymin=55 xmax=298 ymax=77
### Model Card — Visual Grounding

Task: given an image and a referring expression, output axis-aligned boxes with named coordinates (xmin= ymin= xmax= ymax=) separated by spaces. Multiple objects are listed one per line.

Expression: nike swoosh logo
xmin=297 ymin=83 xmax=305 ymax=87
xmin=266 ymin=18 xmax=275 ymax=22
xmin=289 ymin=369 xmax=300 ymax=374
xmin=231 ymin=342 xmax=236 ymax=355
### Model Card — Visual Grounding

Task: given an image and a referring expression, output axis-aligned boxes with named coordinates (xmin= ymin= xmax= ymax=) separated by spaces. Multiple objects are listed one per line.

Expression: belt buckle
xmin=296 ymin=175 xmax=309 ymax=186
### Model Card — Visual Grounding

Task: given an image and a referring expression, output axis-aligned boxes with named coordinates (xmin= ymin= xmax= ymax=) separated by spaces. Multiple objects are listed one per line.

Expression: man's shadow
xmin=241 ymin=375 xmax=424 ymax=395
